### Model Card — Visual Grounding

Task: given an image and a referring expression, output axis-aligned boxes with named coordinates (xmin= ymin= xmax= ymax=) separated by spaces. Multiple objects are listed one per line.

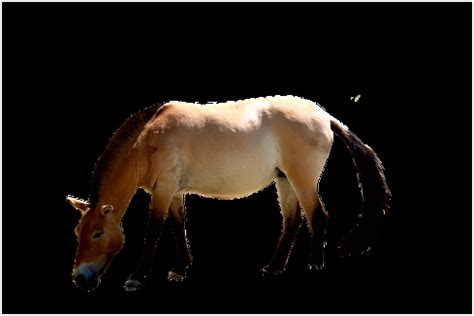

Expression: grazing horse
xmin=66 ymin=95 xmax=390 ymax=291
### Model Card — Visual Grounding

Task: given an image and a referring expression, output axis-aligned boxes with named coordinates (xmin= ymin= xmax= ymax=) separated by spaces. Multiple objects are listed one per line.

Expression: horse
xmin=66 ymin=95 xmax=391 ymax=291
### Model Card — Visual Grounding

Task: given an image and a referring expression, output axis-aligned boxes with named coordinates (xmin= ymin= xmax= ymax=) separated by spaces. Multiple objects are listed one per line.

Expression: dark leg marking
xmin=307 ymin=199 xmax=328 ymax=271
xmin=124 ymin=214 xmax=164 ymax=291
xmin=262 ymin=215 xmax=302 ymax=275
xmin=262 ymin=175 xmax=302 ymax=276
xmin=168 ymin=196 xmax=192 ymax=282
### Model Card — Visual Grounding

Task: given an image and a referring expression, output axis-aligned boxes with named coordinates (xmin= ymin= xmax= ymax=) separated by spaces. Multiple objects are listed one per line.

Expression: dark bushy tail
xmin=330 ymin=119 xmax=391 ymax=256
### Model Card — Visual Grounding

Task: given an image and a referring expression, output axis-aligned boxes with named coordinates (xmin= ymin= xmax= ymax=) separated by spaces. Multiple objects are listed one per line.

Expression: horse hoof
xmin=167 ymin=271 xmax=185 ymax=282
xmin=308 ymin=263 xmax=325 ymax=271
xmin=123 ymin=279 xmax=144 ymax=292
xmin=260 ymin=265 xmax=284 ymax=277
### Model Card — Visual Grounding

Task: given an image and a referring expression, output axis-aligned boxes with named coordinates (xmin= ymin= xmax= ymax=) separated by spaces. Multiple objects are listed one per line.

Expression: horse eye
xmin=92 ymin=231 xmax=105 ymax=239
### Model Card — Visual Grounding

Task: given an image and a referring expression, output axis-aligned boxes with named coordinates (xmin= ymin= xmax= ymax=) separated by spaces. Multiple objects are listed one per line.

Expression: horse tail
xmin=329 ymin=119 xmax=391 ymax=256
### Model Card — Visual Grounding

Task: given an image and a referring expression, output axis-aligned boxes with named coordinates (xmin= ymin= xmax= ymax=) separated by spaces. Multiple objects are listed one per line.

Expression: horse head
xmin=66 ymin=196 xmax=124 ymax=291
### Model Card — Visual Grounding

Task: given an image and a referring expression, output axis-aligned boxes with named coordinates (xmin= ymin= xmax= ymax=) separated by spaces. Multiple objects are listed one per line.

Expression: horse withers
xmin=66 ymin=95 xmax=390 ymax=291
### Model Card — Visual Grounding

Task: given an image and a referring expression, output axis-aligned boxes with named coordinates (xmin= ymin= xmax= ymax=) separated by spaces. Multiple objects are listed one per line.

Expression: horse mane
xmin=88 ymin=103 xmax=163 ymax=207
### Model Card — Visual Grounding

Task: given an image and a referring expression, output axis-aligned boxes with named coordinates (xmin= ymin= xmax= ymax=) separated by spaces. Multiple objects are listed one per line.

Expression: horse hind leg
xmin=287 ymin=177 xmax=328 ymax=271
xmin=305 ymin=192 xmax=328 ymax=271
xmin=262 ymin=175 xmax=302 ymax=275
xmin=281 ymin=143 xmax=331 ymax=271
xmin=167 ymin=194 xmax=192 ymax=282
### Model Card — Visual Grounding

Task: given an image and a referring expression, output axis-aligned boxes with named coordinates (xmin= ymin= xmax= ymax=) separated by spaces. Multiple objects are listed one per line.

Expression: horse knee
xmin=282 ymin=212 xmax=302 ymax=231
xmin=149 ymin=209 xmax=168 ymax=223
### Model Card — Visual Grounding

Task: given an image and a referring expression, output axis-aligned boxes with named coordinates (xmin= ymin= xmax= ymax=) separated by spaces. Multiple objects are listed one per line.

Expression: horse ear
xmin=100 ymin=205 xmax=114 ymax=216
xmin=66 ymin=196 xmax=90 ymax=214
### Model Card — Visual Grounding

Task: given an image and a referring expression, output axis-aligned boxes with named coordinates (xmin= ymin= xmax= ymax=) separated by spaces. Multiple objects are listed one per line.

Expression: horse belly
xmin=183 ymin=132 xmax=278 ymax=199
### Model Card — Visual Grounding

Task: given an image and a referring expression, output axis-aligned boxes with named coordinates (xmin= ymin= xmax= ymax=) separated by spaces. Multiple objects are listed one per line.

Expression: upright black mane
xmin=88 ymin=104 xmax=163 ymax=207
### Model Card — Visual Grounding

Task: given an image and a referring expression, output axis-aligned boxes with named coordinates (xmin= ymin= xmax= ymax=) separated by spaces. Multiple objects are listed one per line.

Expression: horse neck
xmin=96 ymin=153 xmax=141 ymax=221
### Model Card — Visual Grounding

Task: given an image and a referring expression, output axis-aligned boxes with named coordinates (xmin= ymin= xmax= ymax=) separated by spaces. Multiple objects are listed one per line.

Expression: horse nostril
xmin=74 ymin=272 xmax=99 ymax=291
xmin=74 ymin=273 xmax=87 ymax=288
xmin=73 ymin=263 xmax=102 ymax=291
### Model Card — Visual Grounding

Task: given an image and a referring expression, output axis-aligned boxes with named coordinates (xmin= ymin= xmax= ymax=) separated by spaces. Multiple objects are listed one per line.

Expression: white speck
xmin=351 ymin=95 xmax=362 ymax=102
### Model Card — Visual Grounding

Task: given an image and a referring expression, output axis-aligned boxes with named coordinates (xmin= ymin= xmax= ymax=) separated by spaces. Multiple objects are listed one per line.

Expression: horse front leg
xmin=124 ymin=184 xmax=175 ymax=291
xmin=167 ymin=194 xmax=192 ymax=282
xmin=123 ymin=212 xmax=165 ymax=291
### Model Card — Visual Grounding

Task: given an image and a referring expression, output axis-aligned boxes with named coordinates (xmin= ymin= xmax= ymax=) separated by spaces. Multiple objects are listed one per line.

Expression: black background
xmin=3 ymin=2 xmax=471 ymax=314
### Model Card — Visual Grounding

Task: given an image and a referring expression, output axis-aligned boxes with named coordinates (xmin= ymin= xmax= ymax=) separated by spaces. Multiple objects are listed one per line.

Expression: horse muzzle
xmin=73 ymin=263 xmax=101 ymax=291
